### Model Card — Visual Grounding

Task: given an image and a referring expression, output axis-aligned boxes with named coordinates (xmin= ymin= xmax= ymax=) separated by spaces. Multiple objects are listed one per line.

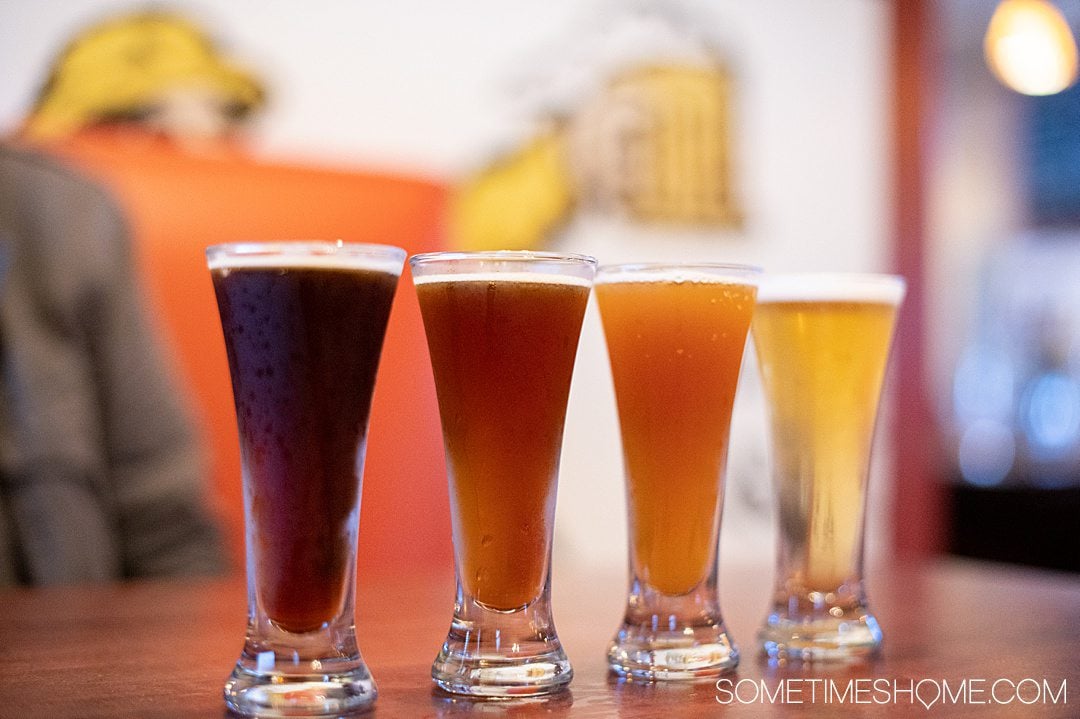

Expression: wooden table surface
xmin=0 ymin=558 xmax=1076 ymax=718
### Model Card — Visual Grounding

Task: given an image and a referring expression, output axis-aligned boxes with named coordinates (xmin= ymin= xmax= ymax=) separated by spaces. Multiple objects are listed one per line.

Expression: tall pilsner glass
xmin=209 ymin=241 xmax=404 ymax=717
xmin=412 ymin=251 xmax=595 ymax=697
xmin=597 ymin=263 xmax=760 ymax=679
xmin=752 ymin=273 xmax=905 ymax=661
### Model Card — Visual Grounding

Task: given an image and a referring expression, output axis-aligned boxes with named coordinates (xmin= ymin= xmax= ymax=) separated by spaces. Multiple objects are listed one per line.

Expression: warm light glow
xmin=985 ymin=0 xmax=1079 ymax=95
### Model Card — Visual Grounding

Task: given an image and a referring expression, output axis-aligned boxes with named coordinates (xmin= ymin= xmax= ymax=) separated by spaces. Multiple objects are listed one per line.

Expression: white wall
xmin=0 ymin=1 xmax=894 ymax=579
xmin=2 ymin=1 xmax=618 ymax=176
xmin=1 ymin=2 xmax=890 ymax=211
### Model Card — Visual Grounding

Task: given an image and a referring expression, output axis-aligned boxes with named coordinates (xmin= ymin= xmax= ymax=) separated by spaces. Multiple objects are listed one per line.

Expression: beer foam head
xmin=757 ymin=273 xmax=906 ymax=305
xmin=411 ymin=271 xmax=592 ymax=288
xmin=410 ymin=251 xmax=596 ymax=286
xmin=207 ymin=241 xmax=405 ymax=275
xmin=594 ymin=263 xmax=761 ymax=286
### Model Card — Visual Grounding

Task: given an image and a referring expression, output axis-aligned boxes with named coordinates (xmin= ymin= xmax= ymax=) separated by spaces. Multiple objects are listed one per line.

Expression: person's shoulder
xmin=0 ymin=141 xmax=131 ymax=295
xmin=0 ymin=141 xmax=117 ymax=209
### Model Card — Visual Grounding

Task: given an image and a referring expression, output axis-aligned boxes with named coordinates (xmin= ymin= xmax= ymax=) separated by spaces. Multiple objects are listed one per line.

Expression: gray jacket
xmin=0 ymin=143 xmax=225 ymax=585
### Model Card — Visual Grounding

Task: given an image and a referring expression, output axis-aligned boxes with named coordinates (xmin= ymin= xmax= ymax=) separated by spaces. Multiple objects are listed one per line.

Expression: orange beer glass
xmin=597 ymin=263 xmax=759 ymax=679
xmin=412 ymin=251 xmax=595 ymax=696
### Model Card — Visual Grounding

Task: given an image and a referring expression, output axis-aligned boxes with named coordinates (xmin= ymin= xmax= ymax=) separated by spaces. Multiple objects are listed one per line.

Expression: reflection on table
xmin=0 ymin=559 xmax=1076 ymax=717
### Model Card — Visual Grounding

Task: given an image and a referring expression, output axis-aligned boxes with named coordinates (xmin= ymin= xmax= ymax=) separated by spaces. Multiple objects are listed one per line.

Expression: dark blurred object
xmin=1026 ymin=81 xmax=1080 ymax=226
xmin=949 ymin=482 xmax=1079 ymax=571
xmin=0 ymin=142 xmax=226 ymax=585
xmin=949 ymin=233 xmax=1080 ymax=572
xmin=951 ymin=233 xmax=1080 ymax=489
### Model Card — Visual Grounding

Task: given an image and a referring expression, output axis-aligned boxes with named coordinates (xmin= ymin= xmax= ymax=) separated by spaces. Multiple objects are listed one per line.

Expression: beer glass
xmin=412 ymin=251 xmax=596 ymax=696
xmin=596 ymin=263 xmax=760 ymax=679
xmin=209 ymin=241 xmax=405 ymax=717
xmin=752 ymin=273 xmax=905 ymax=661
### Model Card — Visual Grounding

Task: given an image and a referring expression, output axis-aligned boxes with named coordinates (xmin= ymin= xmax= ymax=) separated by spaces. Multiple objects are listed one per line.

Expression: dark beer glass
xmin=209 ymin=241 xmax=404 ymax=717
xmin=412 ymin=251 xmax=595 ymax=697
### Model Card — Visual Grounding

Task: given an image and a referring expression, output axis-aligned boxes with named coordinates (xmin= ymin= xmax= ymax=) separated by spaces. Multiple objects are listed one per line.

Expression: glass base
xmin=432 ymin=651 xmax=572 ymax=697
xmin=225 ymin=659 xmax=376 ymax=717
xmin=432 ymin=610 xmax=571 ymax=697
xmin=759 ymin=610 xmax=882 ymax=662
xmin=608 ymin=621 xmax=739 ymax=680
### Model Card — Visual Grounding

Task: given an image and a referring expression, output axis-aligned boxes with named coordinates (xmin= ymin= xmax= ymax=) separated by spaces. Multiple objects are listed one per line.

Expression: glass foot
xmin=225 ymin=661 xmax=376 ymax=717
xmin=432 ymin=613 xmax=572 ymax=697
xmin=432 ymin=651 xmax=572 ymax=697
xmin=607 ymin=621 xmax=739 ymax=680
xmin=759 ymin=610 xmax=882 ymax=662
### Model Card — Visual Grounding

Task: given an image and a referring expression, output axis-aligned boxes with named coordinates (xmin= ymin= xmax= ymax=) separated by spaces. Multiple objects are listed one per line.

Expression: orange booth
xmin=45 ymin=130 xmax=453 ymax=576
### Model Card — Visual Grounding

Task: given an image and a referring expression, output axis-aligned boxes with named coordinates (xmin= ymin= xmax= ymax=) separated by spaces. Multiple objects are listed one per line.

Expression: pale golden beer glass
xmin=752 ymin=273 xmax=905 ymax=661
xmin=597 ymin=263 xmax=760 ymax=679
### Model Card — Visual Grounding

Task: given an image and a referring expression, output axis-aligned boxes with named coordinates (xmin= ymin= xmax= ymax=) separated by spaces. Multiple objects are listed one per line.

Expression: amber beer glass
xmin=596 ymin=263 xmax=760 ymax=679
xmin=753 ymin=273 xmax=905 ymax=661
xmin=412 ymin=251 xmax=595 ymax=696
xmin=208 ymin=241 xmax=404 ymax=717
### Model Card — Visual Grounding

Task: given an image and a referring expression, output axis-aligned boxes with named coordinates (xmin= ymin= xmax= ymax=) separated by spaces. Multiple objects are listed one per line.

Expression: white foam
xmin=594 ymin=268 xmax=759 ymax=286
xmin=756 ymin=273 xmax=906 ymax=305
xmin=411 ymin=271 xmax=592 ymax=287
xmin=207 ymin=243 xmax=404 ymax=275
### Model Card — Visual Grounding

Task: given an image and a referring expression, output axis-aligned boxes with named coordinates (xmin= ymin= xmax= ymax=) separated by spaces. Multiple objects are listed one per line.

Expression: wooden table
xmin=1 ymin=559 xmax=1076 ymax=717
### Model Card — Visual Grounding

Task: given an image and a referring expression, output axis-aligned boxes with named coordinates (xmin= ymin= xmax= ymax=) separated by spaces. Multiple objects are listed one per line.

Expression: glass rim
xmin=206 ymin=241 xmax=407 ymax=272
xmin=756 ymin=272 xmax=907 ymax=304
xmin=595 ymin=261 xmax=762 ymax=284
xmin=409 ymin=249 xmax=598 ymax=268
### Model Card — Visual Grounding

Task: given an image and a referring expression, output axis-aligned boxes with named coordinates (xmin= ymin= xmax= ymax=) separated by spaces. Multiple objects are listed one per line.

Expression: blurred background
xmin=2 ymin=0 xmax=1076 ymax=584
